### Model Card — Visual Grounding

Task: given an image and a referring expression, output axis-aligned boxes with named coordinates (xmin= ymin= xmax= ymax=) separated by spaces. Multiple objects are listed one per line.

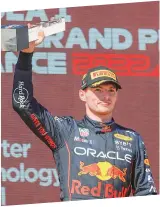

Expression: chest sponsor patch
xmin=114 ymin=134 xmax=133 ymax=142
xmin=74 ymin=147 xmax=132 ymax=163
xmin=71 ymin=180 xmax=131 ymax=198
xmin=79 ymin=128 xmax=89 ymax=137
xmin=74 ymin=137 xmax=94 ymax=144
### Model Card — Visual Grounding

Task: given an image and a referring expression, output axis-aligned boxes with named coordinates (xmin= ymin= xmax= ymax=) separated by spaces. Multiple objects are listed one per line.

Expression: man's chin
xmin=96 ymin=109 xmax=112 ymax=115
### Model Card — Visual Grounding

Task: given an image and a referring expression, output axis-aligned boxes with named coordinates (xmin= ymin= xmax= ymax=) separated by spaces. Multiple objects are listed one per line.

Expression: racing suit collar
xmin=83 ymin=115 xmax=116 ymax=133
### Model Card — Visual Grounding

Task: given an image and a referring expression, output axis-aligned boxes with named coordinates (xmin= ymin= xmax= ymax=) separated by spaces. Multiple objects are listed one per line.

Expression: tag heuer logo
xmin=79 ymin=128 xmax=89 ymax=137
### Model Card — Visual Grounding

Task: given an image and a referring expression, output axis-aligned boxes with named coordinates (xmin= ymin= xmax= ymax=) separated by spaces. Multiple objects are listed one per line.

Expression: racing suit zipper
xmin=103 ymin=132 xmax=110 ymax=198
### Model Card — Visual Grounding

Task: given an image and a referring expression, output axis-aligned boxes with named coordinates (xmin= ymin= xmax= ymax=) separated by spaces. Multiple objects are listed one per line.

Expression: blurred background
xmin=1 ymin=1 xmax=159 ymax=205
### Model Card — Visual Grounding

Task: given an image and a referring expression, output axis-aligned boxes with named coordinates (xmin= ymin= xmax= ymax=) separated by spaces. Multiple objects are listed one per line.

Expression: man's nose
xmin=102 ymin=91 xmax=111 ymax=100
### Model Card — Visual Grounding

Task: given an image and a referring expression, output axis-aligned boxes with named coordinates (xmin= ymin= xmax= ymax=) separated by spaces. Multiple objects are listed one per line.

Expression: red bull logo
xmin=78 ymin=161 xmax=127 ymax=182
xmin=71 ymin=180 xmax=131 ymax=198
xmin=78 ymin=161 xmax=101 ymax=176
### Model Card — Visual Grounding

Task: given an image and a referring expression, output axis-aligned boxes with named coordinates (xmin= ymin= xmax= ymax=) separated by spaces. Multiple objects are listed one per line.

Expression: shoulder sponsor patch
xmin=144 ymin=159 xmax=150 ymax=166
xmin=114 ymin=133 xmax=133 ymax=141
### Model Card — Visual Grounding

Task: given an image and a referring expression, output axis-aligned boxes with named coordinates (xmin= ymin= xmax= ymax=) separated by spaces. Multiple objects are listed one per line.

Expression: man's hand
xmin=21 ymin=23 xmax=44 ymax=53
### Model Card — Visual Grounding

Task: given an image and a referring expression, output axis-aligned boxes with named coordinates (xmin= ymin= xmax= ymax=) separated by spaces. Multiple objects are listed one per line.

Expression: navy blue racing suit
xmin=12 ymin=52 xmax=157 ymax=201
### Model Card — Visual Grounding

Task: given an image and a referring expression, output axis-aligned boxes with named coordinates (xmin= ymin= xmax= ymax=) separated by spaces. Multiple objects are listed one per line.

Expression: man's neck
xmin=86 ymin=109 xmax=112 ymax=123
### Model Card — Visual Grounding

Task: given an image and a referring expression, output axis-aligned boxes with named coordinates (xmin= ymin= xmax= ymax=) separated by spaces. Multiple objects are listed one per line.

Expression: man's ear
xmin=116 ymin=90 xmax=118 ymax=100
xmin=79 ymin=89 xmax=86 ymax=102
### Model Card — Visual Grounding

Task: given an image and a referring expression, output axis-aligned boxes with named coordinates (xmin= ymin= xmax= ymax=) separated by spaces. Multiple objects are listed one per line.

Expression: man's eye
xmin=94 ymin=88 xmax=101 ymax=92
xmin=109 ymin=89 xmax=116 ymax=95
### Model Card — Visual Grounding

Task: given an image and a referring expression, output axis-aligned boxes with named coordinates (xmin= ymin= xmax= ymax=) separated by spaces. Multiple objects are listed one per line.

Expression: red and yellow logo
xmin=78 ymin=161 xmax=127 ymax=182
xmin=144 ymin=159 xmax=150 ymax=166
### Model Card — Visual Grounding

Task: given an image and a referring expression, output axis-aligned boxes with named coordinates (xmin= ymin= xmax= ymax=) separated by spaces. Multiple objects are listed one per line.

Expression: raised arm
xmin=12 ymin=28 xmax=72 ymax=151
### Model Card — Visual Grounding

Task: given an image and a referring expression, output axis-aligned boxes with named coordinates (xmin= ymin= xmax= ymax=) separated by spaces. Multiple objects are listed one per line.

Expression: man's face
xmin=79 ymin=83 xmax=118 ymax=115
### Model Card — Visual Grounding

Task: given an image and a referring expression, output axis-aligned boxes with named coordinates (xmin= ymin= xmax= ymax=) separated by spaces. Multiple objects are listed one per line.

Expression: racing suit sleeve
xmin=12 ymin=51 xmax=73 ymax=151
xmin=131 ymin=135 xmax=157 ymax=195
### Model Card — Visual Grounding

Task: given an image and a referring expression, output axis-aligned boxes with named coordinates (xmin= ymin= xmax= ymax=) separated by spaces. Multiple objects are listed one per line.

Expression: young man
xmin=12 ymin=32 xmax=157 ymax=201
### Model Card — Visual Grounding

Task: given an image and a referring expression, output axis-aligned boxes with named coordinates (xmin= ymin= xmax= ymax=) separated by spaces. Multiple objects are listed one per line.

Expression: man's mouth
xmin=99 ymin=102 xmax=111 ymax=106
